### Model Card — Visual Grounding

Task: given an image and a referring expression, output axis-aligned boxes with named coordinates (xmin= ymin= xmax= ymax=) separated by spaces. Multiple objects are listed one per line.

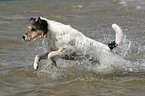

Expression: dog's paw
xmin=33 ymin=56 xmax=40 ymax=71
xmin=33 ymin=62 xmax=39 ymax=71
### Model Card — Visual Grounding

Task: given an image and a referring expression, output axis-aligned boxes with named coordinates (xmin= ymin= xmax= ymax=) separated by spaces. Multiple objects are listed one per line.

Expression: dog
xmin=22 ymin=17 xmax=123 ymax=71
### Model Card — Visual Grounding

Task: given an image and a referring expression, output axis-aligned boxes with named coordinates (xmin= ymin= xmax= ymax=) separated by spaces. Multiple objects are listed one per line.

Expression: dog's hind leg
xmin=33 ymin=52 xmax=50 ymax=70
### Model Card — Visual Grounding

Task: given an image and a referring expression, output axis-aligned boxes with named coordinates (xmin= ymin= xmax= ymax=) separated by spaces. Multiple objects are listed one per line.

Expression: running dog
xmin=22 ymin=17 xmax=123 ymax=70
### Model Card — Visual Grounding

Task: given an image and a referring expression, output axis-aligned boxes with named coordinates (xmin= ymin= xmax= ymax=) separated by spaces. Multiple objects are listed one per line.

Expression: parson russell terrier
xmin=22 ymin=17 xmax=123 ymax=70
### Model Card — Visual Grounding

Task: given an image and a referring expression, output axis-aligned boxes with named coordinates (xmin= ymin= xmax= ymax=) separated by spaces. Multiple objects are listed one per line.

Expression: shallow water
xmin=0 ymin=0 xmax=145 ymax=96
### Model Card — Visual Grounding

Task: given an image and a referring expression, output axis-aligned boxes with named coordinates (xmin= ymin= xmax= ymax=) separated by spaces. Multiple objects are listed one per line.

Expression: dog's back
xmin=46 ymin=19 xmax=123 ymax=53
xmin=46 ymin=19 xmax=111 ymax=52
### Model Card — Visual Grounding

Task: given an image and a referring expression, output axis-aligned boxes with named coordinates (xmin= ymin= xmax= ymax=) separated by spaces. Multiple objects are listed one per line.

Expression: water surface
xmin=0 ymin=0 xmax=145 ymax=96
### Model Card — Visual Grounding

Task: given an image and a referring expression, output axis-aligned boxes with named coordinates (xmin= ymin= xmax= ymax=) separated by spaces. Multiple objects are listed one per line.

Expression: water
xmin=0 ymin=0 xmax=145 ymax=96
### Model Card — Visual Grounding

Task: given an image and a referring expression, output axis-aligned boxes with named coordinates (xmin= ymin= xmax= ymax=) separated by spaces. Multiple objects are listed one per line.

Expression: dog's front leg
xmin=48 ymin=48 xmax=64 ymax=67
xmin=33 ymin=52 xmax=50 ymax=70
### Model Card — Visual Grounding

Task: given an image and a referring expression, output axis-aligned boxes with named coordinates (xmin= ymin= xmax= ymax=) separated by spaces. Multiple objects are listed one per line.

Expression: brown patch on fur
xmin=26 ymin=25 xmax=44 ymax=41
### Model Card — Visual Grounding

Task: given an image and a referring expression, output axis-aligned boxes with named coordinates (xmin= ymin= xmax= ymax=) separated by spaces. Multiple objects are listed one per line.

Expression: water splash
xmin=113 ymin=36 xmax=144 ymax=62
xmin=34 ymin=38 xmax=49 ymax=53
xmin=35 ymin=38 xmax=145 ymax=79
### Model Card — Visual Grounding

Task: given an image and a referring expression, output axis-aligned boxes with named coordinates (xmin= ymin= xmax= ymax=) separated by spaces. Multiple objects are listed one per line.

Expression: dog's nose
xmin=22 ymin=35 xmax=25 ymax=40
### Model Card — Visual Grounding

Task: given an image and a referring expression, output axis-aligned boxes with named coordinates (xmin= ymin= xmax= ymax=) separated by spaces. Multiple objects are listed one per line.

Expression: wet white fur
xmin=41 ymin=17 xmax=111 ymax=51
xmin=34 ymin=17 xmax=123 ymax=70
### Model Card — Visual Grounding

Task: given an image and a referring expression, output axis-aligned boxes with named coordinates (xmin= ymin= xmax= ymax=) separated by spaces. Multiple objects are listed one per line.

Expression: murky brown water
xmin=0 ymin=0 xmax=145 ymax=96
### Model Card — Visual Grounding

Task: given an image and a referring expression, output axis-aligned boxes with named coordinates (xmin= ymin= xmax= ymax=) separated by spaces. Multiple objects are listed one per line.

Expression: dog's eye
xmin=31 ymin=28 xmax=36 ymax=31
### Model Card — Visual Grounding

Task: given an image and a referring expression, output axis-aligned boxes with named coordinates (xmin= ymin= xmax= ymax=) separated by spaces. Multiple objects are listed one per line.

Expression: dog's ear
xmin=29 ymin=17 xmax=36 ymax=22
xmin=37 ymin=17 xmax=42 ymax=24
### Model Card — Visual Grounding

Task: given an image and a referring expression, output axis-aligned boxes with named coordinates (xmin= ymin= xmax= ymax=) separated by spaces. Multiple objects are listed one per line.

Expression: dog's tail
xmin=108 ymin=24 xmax=123 ymax=51
xmin=112 ymin=24 xmax=123 ymax=45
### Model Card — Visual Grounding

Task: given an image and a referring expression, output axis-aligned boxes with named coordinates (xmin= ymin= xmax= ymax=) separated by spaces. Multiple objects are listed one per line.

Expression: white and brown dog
xmin=22 ymin=17 xmax=123 ymax=71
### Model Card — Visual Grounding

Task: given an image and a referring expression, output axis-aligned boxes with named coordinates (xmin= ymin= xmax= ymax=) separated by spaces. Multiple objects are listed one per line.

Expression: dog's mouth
xmin=22 ymin=33 xmax=46 ymax=42
xmin=22 ymin=34 xmax=29 ymax=41
xmin=22 ymin=35 xmax=39 ymax=42
xmin=22 ymin=34 xmax=34 ymax=42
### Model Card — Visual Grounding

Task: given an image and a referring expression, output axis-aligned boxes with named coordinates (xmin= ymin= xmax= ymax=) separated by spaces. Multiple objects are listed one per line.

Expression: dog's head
xmin=22 ymin=17 xmax=48 ymax=42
